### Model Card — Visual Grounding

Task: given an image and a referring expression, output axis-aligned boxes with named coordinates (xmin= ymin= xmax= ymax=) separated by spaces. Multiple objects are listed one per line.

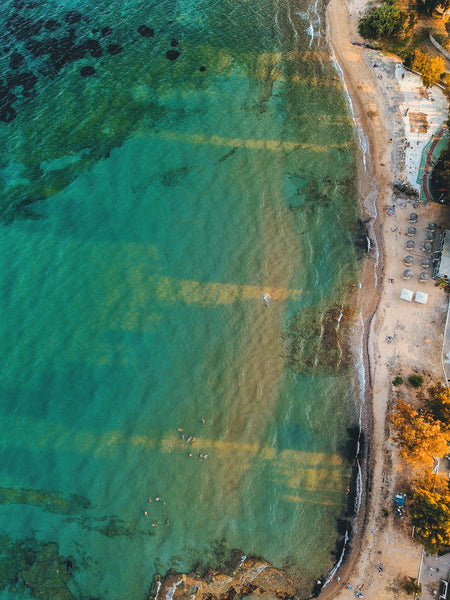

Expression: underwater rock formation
xmin=149 ymin=554 xmax=299 ymax=600
xmin=283 ymin=304 xmax=355 ymax=374
xmin=0 ymin=533 xmax=77 ymax=599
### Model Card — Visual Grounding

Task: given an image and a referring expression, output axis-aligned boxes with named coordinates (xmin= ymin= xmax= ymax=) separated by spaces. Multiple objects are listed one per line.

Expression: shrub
xmin=392 ymin=376 xmax=404 ymax=386
xmin=400 ymin=576 xmax=422 ymax=596
xmin=409 ymin=374 xmax=424 ymax=388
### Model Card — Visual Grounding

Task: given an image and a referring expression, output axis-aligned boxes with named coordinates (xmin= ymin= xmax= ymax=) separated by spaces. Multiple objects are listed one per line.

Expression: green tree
xmin=392 ymin=376 xmax=404 ymax=386
xmin=358 ymin=2 xmax=412 ymax=39
xmin=409 ymin=475 xmax=450 ymax=553
xmin=391 ymin=400 xmax=450 ymax=466
xmin=428 ymin=381 xmax=450 ymax=424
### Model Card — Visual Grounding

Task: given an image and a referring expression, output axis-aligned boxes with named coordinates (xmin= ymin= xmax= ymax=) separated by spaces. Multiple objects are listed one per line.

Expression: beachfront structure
xmin=433 ymin=229 xmax=450 ymax=280
xmin=415 ymin=291 xmax=428 ymax=304
xmin=400 ymin=288 xmax=414 ymax=301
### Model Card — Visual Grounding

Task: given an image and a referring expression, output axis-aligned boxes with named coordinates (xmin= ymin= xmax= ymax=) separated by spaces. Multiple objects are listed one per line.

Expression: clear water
xmin=0 ymin=0 xmax=361 ymax=598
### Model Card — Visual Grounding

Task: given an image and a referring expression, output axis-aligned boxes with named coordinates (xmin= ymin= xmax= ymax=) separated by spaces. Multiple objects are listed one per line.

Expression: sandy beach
xmin=322 ymin=0 xmax=450 ymax=598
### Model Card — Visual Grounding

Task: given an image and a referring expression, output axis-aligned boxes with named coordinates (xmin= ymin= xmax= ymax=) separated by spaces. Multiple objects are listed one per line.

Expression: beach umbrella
xmin=407 ymin=226 xmax=417 ymax=236
xmin=405 ymin=240 xmax=415 ymax=250
xmin=409 ymin=213 xmax=418 ymax=223
xmin=404 ymin=255 xmax=414 ymax=265
xmin=419 ymin=272 xmax=429 ymax=282
xmin=403 ymin=269 xmax=413 ymax=279
xmin=426 ymin=231 xmax=435 ymax=240
xmin=423 ymin=241 xmax=432 ymax=253
xmin=422 ymin=257 xmax=432 ymax=268
xmin=427 ymin=222 xmax=436 ymax=231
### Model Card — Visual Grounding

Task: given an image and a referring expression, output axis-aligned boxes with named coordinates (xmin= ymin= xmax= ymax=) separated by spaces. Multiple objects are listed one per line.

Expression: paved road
xmin=419 ymin=551 xmax=450 ymax=599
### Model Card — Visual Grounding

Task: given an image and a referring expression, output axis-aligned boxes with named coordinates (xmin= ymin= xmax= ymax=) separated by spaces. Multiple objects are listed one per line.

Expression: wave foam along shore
xmin=323 ymin=0 xmax=449 ymax=598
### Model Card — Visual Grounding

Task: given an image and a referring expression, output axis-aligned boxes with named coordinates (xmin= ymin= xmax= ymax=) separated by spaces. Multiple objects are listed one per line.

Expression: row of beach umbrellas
xmin=403 ymin=216 xmax=437 ymax=281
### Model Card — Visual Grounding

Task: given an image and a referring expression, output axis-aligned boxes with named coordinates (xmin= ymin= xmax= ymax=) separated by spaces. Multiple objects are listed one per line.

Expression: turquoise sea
xmin=0 ymin=0 xmax=362 ymax=598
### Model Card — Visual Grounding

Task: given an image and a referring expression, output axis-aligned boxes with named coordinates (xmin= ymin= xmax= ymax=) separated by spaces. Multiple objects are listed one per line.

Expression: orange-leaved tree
xmin=409 ymin=474 xmax=450 ymax=553
xmin=407 ymin=50 xmax=445 ymax=87
xmin=391 ymin=399 xmax=450 ymax=467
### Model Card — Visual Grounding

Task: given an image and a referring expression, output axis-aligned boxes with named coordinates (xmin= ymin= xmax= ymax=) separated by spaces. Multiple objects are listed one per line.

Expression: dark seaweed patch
xmin=353 ymin=218 xmax=372 ymax=255
xmin=25 ymin=37 xmax=57 ymax=58
xmin=106 ymin=43 xmax=122 ymax=55
xmin=9 ymin=52 xmax=25 ymax=69
xmin=64 ymin=10 xmax=82 ymax=25
xmin=44 ymin=19 xmax=61 ymax=31
xmin=0 ymin=104 xmax=17 ymax=122
xmin=166 ymin=49 xmax=180 ymax=60
xmin=341 ymin=426 xmax=360 ymax=462
xmin=85 ymin=39 xmax=103 ymax=58
xmin=170 ymin=38 xmax=179 ymax=47
xmin=101 ymin=26 xmax=113 ymax=37
xmin=7 ymin=71 xmax=38 ymax=96
xmin=6 ymin=15 xmax=44 ymax=40
xmin=137 ymin=24 xmax=154 ymax=38
xmin=80 ymin=65 xmax=95 ymax=77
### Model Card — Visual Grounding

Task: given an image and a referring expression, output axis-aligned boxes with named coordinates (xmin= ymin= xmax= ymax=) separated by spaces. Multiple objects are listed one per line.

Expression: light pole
xmin=416 ymin=547 xmax=425 ymax=600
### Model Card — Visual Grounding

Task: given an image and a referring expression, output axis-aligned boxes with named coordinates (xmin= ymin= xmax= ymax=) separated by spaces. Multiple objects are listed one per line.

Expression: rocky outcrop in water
xmin=149 ymin=555 xmax=299 ymax=600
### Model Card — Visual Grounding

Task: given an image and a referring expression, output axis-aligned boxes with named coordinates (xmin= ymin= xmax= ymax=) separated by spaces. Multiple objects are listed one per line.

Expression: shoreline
xmin=318 ymin=0 xmax=390 ymax=595
xmin=319 ymin=0 xmax=450 ymax=598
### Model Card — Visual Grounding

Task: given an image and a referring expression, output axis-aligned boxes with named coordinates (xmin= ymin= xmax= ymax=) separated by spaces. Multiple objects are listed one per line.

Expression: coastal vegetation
xmin=404 ymin=49 xmax=446 ymax=86
xmin=357 ymin=2 xmax=416 ymax=39
xmin=357 ymin=0 xmax=448 ymax=88
xmin=391 ymin=382 xmax=450 ymax=552
xmin=391 ymin=398 xmax=450 ymax=467
xmin=408 ymin=373 xmax=424 ymax=387
xmin=358 ymin=0 xmax=450 ymax=205
xmin=409 ymin=474 xmax=450 ymax=552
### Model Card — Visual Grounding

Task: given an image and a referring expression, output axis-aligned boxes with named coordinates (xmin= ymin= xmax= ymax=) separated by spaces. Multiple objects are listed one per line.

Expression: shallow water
xmin=0 ymin=0 xmax=361 ymax=598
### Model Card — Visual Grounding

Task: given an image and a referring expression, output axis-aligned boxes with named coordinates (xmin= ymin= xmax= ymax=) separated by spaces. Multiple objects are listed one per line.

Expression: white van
xmin=439 ymin=579 xmax=448 ymax=600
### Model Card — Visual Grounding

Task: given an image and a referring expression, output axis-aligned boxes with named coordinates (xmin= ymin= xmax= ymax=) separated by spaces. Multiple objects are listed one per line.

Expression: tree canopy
xmin=416 ymin=0 xmax=450 ymax=15
xmin=358 ymin=2 xmax=414 ymax=39
xmin=406 ymin=50 xmax=445 ymax=87
xmin=391 ymin=399 xmax=450 ymax=466
xmin=428 ymin=382 xmax=450 ymax=425
xmin=409 ymin=475 xmax=450 ymax=553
